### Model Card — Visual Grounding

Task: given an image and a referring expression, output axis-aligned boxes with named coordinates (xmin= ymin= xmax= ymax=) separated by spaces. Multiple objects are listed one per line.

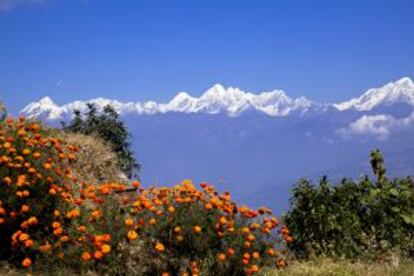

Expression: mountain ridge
xmin=21 ymin=77 xmax=414 ymax=120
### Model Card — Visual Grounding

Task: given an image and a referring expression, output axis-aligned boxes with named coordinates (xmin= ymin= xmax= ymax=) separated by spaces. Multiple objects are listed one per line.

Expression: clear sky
xmin=1 ymin=0 xmax=414 ymax=113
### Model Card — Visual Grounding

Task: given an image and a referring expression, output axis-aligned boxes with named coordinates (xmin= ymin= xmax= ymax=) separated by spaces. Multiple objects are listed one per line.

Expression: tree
xmin=0 ymin=98 xmax=7 ymax=121
xmin=63 ymin=103 xmax=140 ymax=179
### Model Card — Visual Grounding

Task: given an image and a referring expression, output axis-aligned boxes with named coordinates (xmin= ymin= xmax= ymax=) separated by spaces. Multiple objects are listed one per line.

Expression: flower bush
xmin=0 ymin=116 xmax=290 ymax=275
xmin=113 ymin=180 xmax=291 ymax=275
xmin=0 ymin=116 xmax=125 ymax=270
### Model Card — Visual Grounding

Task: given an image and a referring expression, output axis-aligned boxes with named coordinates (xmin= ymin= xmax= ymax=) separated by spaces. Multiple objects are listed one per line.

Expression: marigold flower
xmin=246 ymin=234 xmax=255 ymax=242
xmin=217 ymin=253 xmax=226 ymax=262
xmin=248 ymin=264 xmax=259 ymax=273
xmin=155 ymin=242 xmax=165 ymax=252
xmin=53 ymin=227 xmax=63 ymax=236
xmin=52 ymin=221 xmax=61 ymax=229
xmin=193 ymin=225 xmax=202 ymax=233
xmin=94 ymin=251 xmax=103 ymax=260
xmin=22 ymin=258 xmax=31 ymax=268
xmin=77 ymin=225 xmax=86 ymax=233
xmin=39 ymin=244 xmax=52 ymax=252
xmin=101 ymin=244 xmax=111 ymax=254
xmin=81 ymin=252 xmax=92 ymax=262
xmin=227 ymin=248 xmax=235 ymax=256
xmin=19 ymin=233 xmax=29 ymax=242
xmin=124 ymin=218 xmax=134 ymax=226
xmin=176 ymin=235 xmax=184 ymax=242
xmin=127 ymin=230 xmax=138 ymax=240
xmin=24 ymin=239 xmax=34 ymax=248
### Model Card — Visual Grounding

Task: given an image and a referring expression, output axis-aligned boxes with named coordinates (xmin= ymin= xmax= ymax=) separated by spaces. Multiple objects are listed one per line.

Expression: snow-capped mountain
xmin=18 ymin=77 xmax=414 ymax=211
xmin=21 ymin=84 xmax=320 ymax=120
xmin=334 ymin=77 xmax=414 ymax=111
xmin=21 ymin=77 xmax=414 ymax=121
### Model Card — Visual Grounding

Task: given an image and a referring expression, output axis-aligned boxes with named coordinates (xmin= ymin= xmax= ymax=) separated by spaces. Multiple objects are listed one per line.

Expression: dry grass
xmin=2 ymin=258 xmax=413 ymax=276
xmin=61 ymin=132 xmax=126 ymax=185
xmin=262 ymin=258 xmax=414 ymax=276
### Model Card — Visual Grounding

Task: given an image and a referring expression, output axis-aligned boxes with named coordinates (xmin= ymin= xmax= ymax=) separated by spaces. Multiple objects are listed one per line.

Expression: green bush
xmin=284 ymin=150 xmax=414 ymax=260
xmin=63 ymin=103 xmax=140 ymax=179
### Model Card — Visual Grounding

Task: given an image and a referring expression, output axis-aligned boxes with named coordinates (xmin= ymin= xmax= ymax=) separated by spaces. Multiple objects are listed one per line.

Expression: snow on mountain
xmin=21 ymin=84 xmax=316 ymax=120
xmin=20 ymin=77 xmax=414 ymax=121
xmin=334 ymin=77 xmax=414 ymax=111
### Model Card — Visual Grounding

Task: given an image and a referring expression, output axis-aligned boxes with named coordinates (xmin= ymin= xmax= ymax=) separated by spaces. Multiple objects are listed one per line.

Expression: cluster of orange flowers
xmin=122 ymin=179 xmax=292 ymax=275
xmin=0 ymin=117 xmax=292 ymax=275
xmin=0 ymin=117 xmax=118 ymax=269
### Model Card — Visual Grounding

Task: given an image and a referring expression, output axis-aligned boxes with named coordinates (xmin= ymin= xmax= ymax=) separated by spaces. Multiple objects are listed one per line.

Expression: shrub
xmin=63 ymin=103 xmax=140 ymax=179
xmin=284 ymin=150 xmax=414 ymax=259
xmin=0 ymin=116 xmax=125 ymax=271
xmin=109 ymin=180 xmax=292 ymax=276
xmin=1 ymin=116 xmax=289 ymax=275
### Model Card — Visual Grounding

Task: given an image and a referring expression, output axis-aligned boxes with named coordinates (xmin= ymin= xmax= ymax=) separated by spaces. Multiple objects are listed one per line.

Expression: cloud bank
xmin=338 ymin=112 xmax=414 ymax=140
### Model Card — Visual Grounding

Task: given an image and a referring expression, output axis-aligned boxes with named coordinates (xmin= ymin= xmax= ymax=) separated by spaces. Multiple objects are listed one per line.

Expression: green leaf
xmin=400 ymin=214 xmax=414 ymax=225
xmin=389 ymin=188 xmax=399 ymax=196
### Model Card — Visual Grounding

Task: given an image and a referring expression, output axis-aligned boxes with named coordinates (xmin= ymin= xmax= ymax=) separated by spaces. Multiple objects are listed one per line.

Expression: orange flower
xmin=193 ymin=225 xmax=202 ymax=233
xmin=252 ymin=252 xmax=260 ymax=259
xmin=39 ymin=244 xmax=52 ymax=252
xmin=52 ymin=221 xmax=61 ymax=228
xmin=101 ymin=244 xmax=111 ymax=254
xmin=81 ymin=252 xmax=92 ymax=262
xmin=24 ymin=239 xmax=34 ymax=248
xmin=19 ymin=233 xmax=29 ymax=242
xmin=167 ymin=206 xmax=175 ymax=213
xmin=22 ymin=258 xmax=31 ymax=268
xmin=60 ymin=236 xmax=70 ymax=242
xmin=124 ymin=218 xmax=134 ymax=226
xmin=127 ymin=230 xmax=138 ymax=241
xmin=217 ymin=253 xmax=226 ymax=262
xmin=173 ymin=226 xmax=182 ymax=233
xmin=227 ymin=248 xmax=235 ymax=256
xmin=248 ymin=264 xmax=259 ymax=273
xmin=155 ymin=242 xmax=165 ymax=252
xmin=176 ymin=235 xmax=184 ymax=242
xmin=94 ymin=251 xmax=103 ymax=260
xmin=77 ymin=225 xmax=86 ymax=233
xmin=53 ymin=227 xmax=63 ymax=236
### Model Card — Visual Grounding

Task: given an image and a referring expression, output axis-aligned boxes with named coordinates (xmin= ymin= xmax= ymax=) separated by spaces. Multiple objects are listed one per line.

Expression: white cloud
xmin=338 ymin=112 xmax=414 ymax=140
xmin=0 ymin=0 xmax=46 ymax=11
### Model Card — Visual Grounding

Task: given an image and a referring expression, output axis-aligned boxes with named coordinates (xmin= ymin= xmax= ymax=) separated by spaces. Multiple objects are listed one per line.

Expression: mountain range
xmin=20 ymin=77 xmax=414 ymax=212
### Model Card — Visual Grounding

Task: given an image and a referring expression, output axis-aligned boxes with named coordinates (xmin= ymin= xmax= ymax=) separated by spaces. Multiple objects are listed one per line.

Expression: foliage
xmin=0 ymin=116 xmax=126 ymax=271
xmin=284 ymin=150 xmax=414 ymax=259
xmin=1 ymin=116 xmax=289 ymax=275
xmin=63 ymin=103 xmax=140 ymax=179
xmin=0 ymin=99 xmax=7 ymax=121
xmin=108 ymin=180 xmax=291 ymax=276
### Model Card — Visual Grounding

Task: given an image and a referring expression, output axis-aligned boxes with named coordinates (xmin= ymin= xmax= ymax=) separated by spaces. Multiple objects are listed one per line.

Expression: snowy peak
xmin=20 ymin=84 xmax=317 ymax=120
xmin=334 ymin=77 xmax=414 ymax=111
xmin=19 ymin=77 xmax=414 ymax=121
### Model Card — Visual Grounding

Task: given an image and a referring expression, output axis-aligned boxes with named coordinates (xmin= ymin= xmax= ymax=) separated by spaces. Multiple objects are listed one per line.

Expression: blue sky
xmin=1 ymin=0 xmax=413 ymax=113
